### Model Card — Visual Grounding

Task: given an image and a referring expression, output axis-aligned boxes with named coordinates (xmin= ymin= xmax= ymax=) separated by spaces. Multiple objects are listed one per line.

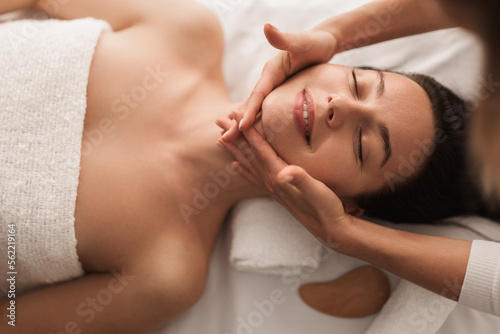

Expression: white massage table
xmin=151 ymin=0 xmax=500 ymax=333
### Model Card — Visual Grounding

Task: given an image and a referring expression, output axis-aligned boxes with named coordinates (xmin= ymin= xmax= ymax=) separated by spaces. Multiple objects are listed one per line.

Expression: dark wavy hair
xmin=354 ymin=69 xmax=499 ymax=223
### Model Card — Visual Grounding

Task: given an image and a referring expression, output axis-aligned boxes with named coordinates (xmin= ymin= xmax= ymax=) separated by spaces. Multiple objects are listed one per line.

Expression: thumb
xmin=278 ymin=166 xmax=333 ymax=202
xmin=278 ymin=166 xmax=349 ymax=227
xmin=264 ymin=24 xmax=308 ymax=54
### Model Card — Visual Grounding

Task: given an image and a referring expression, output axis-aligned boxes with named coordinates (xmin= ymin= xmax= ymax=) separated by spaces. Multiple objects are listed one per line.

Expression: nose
xmin=325 ymin=94 xmax=362 ymax=129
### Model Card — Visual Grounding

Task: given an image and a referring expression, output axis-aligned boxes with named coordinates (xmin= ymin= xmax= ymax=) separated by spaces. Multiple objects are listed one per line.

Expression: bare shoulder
xmin=83 ymin=1 xmax=224 ymax=131
xmin=122 ymin=0 xmax=225 ymax=66
xmin=142 ymin=0 xmax=225 ymax=69
xmin=85 ymin=0 xmax=223 ymax=110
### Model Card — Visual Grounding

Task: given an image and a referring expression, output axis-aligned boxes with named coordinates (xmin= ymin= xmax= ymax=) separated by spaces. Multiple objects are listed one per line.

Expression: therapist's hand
xmin=222 ymin=24 xmax=338 ymax=142
xmin=216 ymin=113 xmax=353 ymax=244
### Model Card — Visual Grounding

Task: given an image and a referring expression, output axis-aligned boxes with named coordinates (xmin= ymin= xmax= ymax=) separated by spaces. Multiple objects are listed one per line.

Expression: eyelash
xmin=352 ymin=70 xmax=359 ymax=99
xmin=353 ymin=70 xmax=363 ymax=163
xmin=358 ymin=128 xmax=363 ymax=163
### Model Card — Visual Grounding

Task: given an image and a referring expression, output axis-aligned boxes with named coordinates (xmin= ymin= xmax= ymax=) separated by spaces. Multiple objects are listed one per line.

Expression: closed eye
xmin=352 ymin=69 xmax=359 ymax=99
xmin=358 ymin=128 xmax=363 ymax=163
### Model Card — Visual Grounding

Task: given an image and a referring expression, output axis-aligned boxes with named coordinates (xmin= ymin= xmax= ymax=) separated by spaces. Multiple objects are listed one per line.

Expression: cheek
xmin=261 ymin=94 xmax=294 ymax=143
xmin=304 ymin=144 xmax=356 ymax=193
xmin=262 ymin=92 xmax=284 ymax=127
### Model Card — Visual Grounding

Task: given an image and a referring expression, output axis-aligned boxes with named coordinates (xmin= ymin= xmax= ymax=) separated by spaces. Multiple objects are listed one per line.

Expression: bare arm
xmin=0 ymin=270 xmax=172 ymax=334
xmin=0 ymin=0 xmax=179 ymax=31
xmin=0 ymin=236 xmax=206 ymax=334
xmin=34 ymin=0 xmax=153 ymax=30
xmin=0 ymin=0 xmax=37 ymax=14
xmin=320 ymin=0 xmax=457 ymax=52
xmin=336 ymin=217 xmax=471 ymax=300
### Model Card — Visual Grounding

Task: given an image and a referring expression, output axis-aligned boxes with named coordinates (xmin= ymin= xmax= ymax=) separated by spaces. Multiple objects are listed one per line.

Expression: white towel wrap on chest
xmin=0 ymin=16 xmax=111 ymax=296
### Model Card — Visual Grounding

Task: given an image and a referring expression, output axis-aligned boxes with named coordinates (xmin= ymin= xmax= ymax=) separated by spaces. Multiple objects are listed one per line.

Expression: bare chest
xmin=73 ymin=54 xmax=228 ymax=274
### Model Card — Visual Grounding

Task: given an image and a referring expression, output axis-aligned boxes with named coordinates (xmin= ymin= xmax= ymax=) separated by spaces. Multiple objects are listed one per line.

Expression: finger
xmin=230 ymin=161 xmax=263 ymax=188
xmin=263 ymin=23 xmax=296 ymax=52
xmin=219 ymin=137 xmax=271 ymax=183
xmin=217 ymin=139 xmax=253 ymax=171
xmin=276 ymin=166 xmax=349 ymax=230
xmin=241 ymin=126 xmax=284 ymax=172
xmin=216 ymin=116 xmax=235 ymax=132
xmin=222 ymin=122 xmax=243 ymax=142
xmin=232 ymin=109 xmax=244 ymax=124
xmin=277 ymin=165 xmax=334 ymax=204
xmin=239 ymin=83 xmax=272 ymax=130
xmin=218 ymin=140 xmax=270 ymax=190
xmin=240 ymin=55 xmax=289 ymax=130
xmin=223 ymin=135 xmax=283 ymax=195
xmin=263 ymin=23 xmax=287 ymax=50
xmin=264 ymin=24 xmax=312 ymax=55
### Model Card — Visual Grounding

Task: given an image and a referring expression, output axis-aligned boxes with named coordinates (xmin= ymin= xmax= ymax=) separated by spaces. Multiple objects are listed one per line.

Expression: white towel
xmin=228 ymin=197 xmax=326 ymax=275
xmin=0 ymin=16 xmax=111 ymax=296
xmin=365 ymin=280 xmax=457 ymax=334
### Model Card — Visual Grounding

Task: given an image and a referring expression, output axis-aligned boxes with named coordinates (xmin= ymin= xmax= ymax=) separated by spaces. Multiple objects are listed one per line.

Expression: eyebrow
xmin=376 ymin=71 xmax=385 ymax=98
xmin=378 ymin=122 xmax=392 ymax=168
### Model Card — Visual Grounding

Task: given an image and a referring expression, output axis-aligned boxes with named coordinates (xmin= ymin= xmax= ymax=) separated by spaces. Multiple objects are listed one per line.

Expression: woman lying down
xmin=0 ymin=0 xmax=495 ymax=333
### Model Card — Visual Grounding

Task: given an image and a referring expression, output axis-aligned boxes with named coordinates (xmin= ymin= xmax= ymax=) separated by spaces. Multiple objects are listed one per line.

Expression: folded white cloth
xmin=228 ymin=197 xmax=326 ymax=275
xmin=0 ymin=16 xmax=111 ymax=296
xmin=365 ymin=280 xmax=457 ymax=334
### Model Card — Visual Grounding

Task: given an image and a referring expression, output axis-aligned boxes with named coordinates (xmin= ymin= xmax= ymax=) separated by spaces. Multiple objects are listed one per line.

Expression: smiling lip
xmin=293 ymin=90 xmax=315 ymax=144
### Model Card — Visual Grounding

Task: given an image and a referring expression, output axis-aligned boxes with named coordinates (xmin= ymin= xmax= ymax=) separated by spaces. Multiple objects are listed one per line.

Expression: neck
xmin=172 ymin=99 xmax=267 ymax=214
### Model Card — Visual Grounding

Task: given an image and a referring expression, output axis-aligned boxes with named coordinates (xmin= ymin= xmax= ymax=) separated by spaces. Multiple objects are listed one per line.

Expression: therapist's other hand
xmin=238 ymin=23 xmax=338 ymax=132
xmin=216 ymin=113 xmax=353 ymax=243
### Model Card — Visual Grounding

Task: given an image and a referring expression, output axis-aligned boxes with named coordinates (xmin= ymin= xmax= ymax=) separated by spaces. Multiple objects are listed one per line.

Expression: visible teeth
xmin=303 ymin=99 xmax=310 ymax=140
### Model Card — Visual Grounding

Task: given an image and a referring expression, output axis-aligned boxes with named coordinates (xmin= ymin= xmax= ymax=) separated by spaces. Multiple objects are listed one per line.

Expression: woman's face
xmin=258 ymin=64 xmax=435 ymax=204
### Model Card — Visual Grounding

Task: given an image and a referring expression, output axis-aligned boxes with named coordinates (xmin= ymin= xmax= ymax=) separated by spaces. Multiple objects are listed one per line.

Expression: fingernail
xmin=216 ymin=140 xmax=225 ymax=149
xmin=280 ymin=175 xmax=294 ymax=183
xmin=238 ymin=119 xmax=245 ymax=130
xmin=269 ymin=24 xmax=278 ymax=31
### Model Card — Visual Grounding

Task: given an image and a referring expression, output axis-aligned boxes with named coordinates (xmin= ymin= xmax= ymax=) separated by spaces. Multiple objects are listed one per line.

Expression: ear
xmin=343 ymin=201 xmax=364 ymax=217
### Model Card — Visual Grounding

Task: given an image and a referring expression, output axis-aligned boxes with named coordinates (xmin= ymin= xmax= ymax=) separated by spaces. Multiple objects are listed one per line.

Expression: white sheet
xmin=154 ymin=218 xmax=500 ymax=334
xmin=152 ymin=0 xmax=500 ymax=333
